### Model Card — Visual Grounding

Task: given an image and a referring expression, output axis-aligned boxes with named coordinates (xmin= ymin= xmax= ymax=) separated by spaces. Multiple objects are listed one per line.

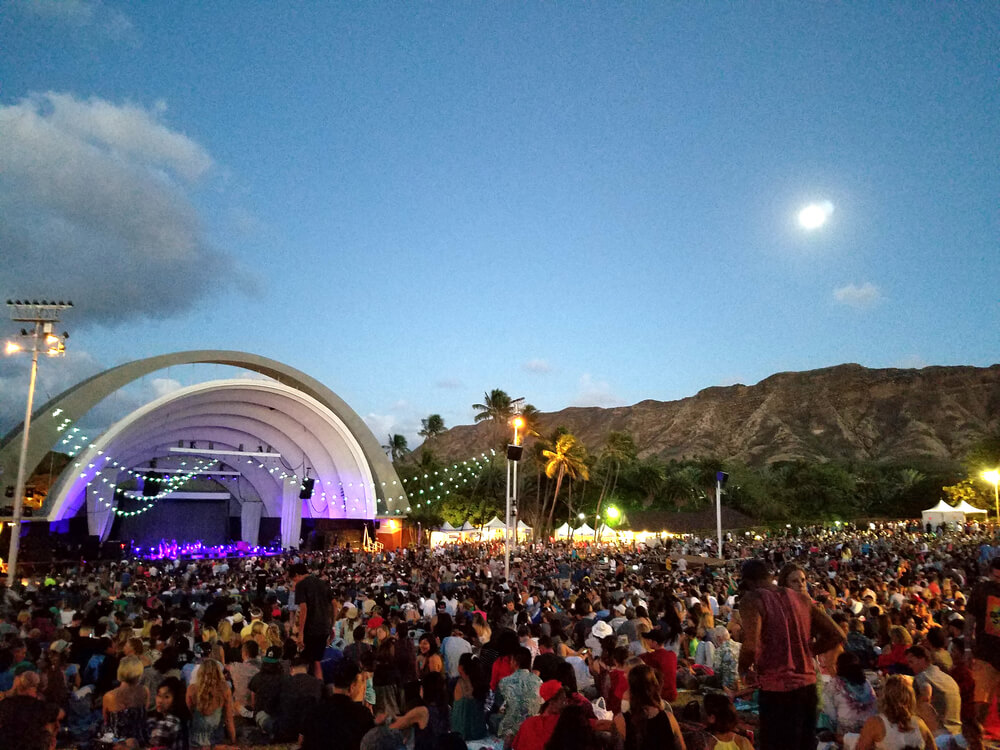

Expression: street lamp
xmin=983 ymin=469 xmax=1000 ymax=524
xmin=504 ymin=404 xmax=525 ymax=582
xmin=5 ymin=300 xmax=71 ymax=586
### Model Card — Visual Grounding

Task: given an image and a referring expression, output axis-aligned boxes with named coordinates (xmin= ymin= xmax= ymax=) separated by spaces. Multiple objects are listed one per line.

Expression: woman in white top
xmin=856 ymin=675 xmax=936 ymax=750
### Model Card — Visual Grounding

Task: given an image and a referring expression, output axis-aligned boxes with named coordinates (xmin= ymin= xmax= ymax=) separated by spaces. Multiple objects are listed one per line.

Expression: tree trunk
xmin=546 ymin=466 xmax=566 ymax=539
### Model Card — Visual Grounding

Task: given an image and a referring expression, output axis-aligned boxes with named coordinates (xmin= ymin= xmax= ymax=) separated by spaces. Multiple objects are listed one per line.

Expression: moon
xmin=798 ymin=201 xmax=834 ymax=230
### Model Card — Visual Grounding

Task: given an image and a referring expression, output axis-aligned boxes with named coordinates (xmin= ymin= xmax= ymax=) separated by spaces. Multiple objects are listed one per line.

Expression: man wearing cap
xmin=249 ymin=645 xmax=286 ymax=737
xmin=737 ymin=558 xmax=845 ymax=750
xmin=290 ymin=562 xmax=332 ymax=680
xmin=608 ymin=603 xmax=628 ymax=633
xmin=967 ymin=555 xmax=1000 ymax=750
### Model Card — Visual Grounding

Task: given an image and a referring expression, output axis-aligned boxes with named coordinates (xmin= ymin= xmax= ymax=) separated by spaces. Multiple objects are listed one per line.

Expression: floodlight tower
xmin=5 ymin=300 xmax=72 ymax=586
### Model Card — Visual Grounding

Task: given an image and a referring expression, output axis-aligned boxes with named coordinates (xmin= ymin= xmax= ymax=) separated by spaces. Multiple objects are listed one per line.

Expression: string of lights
xmin=63 ymin=432 xmax=503 ymax=517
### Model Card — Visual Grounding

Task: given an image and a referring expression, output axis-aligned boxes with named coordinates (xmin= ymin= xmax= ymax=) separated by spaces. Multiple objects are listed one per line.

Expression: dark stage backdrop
xmin=116 ymin=499 xmax=230 ymax=547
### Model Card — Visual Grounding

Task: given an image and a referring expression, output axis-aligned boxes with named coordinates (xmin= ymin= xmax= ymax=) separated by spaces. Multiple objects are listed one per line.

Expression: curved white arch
xmin=47 ymin=379 xmax=404 ymax=545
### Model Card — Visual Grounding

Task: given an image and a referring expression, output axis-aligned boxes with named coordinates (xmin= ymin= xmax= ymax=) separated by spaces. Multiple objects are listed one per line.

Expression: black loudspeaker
xmin=716 ymin=471 xmax=729 ymax=485
xmin=299 ymin=477 xmax=315 ymax=499
xmin=507 ymin=444 xmax=524 ymax=461
xmin=142 ymin=472 xmax=158 ymax=497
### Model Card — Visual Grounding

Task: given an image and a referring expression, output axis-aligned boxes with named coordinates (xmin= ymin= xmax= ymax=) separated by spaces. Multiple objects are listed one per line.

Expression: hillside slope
xmin=421 ymin=364 xmax=1000 ymax=465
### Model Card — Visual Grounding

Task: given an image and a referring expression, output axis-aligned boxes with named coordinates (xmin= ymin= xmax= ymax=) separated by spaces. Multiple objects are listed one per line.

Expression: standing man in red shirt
xmin=639 ymin=628 xmax=678 ymax=703
xmin=737 ymin=559 xmax=844 ymax=750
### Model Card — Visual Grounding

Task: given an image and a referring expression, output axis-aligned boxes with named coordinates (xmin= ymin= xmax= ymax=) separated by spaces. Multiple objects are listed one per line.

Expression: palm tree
xmin=418 ymin=414 xmax=446 ymax=441
xmin=594 ymin=431 xmax=636 ymax=532
xmin=382 ymin=434 xmax=409 ymax=463
xmin=519 ymin=404 xmax=542 ymax=439
xmin=473 ymin=389 xmax=515 ymax=446
xmin=472 ymin=389 xmax=513 ymax=424
xmin=634 ymin=457 xmax=666 ymax=507
xmin=542 ymin=433 xmax=589 ymax=537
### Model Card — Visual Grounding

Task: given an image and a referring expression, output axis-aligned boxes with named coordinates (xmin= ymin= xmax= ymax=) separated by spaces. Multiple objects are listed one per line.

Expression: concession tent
xmin=955 ymin=500 xmax=988 ymax=517
xmin=482 ymin=516 xmax=507 ymax=539
xmin=921 ymin=499 xmax=965 ymax=528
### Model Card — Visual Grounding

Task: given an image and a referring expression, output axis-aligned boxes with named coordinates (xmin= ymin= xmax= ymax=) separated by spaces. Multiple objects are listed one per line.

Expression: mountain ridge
xmin=419 ymin=363 xmax=1000 ymax=466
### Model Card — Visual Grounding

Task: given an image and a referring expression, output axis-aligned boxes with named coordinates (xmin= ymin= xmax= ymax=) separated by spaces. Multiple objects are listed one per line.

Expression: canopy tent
xmin=554 ymin=522 xmax=597 ymax=539
xmin=921 ymin=499 xmax=965 ymax=528
xmin=439 ymin=521 xmax=456 ymax=531
xmin=458 ymin=521 xmax=477 ymax=534
xmin=484 ymin=516 xmax=507 ymax=529
xmin=955 ymin=500 xmax=988 ymax=516
xmin=516 ymin=519 xmax=532 ymax=531
xmin=595 ymin=523 xmax=618 ymax=539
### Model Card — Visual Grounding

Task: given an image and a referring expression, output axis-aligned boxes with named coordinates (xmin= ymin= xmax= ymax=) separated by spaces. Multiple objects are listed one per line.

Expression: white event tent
xmin=955 ymin=499 xmax=988 ymax=517
xmin=921 ymin=499 xmax=968 ymax=528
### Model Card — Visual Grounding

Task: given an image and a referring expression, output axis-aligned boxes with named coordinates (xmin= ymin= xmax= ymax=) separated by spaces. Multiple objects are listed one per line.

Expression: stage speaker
xmin=143 ymin=472 xmax=158 ymax=497
xmin=506 ymin=444 xmax=524 ymax=461
xmin=299 ymin=477 xmax=315 ymax=499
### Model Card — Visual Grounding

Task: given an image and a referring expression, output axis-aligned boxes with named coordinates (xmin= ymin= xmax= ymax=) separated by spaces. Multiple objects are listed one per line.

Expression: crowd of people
xmin=0 ymin=521 xmax=998 ymax=750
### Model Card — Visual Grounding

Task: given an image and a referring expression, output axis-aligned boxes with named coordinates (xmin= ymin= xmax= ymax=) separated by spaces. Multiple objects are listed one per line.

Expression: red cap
xmin=540 ymin=680 xmax=564 ymax=703
xmin=367 ymin=616 xmax=384 ymax=630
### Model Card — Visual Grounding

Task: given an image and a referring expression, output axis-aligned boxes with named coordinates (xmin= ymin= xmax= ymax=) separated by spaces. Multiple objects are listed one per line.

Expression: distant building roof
xmin=623 ymin=508 xmax=756 ymax=533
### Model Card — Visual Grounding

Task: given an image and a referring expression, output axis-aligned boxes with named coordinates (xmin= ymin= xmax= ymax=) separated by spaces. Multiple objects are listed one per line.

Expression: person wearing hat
xmin=967 ymin=555 xmax=1000 ymax=749
xmin=737 ymin=558 xmax=845 ymax=750
xmin=585 ymin=619 xmax=614 ymax=657
xmin=249 ymin=645 xmax=285 ymax=736
xmin=511 ymin=680 xmax=570 ymax=750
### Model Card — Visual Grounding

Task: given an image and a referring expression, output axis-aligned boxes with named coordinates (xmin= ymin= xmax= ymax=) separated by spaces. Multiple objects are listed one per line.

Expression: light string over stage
xmin=61 ymin=420 xmax=502 ymax=517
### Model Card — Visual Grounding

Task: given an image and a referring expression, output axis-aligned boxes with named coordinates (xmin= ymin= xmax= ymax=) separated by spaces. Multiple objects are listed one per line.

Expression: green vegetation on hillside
xmin=400 ymin=391 xmax=1000 ymax=531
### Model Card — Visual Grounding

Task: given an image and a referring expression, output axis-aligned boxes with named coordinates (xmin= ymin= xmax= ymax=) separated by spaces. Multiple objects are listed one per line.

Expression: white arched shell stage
xmin=46 ymin=378 xmax=408 ymax=547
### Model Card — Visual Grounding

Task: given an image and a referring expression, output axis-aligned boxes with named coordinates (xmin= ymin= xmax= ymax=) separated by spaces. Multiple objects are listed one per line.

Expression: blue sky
xmin=1 ymin=1 xmax=998 ymax=446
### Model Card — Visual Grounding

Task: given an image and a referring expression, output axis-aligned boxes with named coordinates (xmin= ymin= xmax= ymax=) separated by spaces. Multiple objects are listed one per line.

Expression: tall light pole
xmin=5 ymin=300 xmax=71 ymax=587
xmin=984 ymin=469 xmax=1000 ymax=524
xmin=504 ymin=405 xmax=524 ymax=583
xmin=715 ymin=471 xmax=728 ymax=562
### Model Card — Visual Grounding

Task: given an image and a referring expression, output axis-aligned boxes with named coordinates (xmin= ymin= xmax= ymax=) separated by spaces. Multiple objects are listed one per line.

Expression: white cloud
xmin=363 ymin=399 xmax=423 ymax=448
xmin=150 ymin=378 xmax=182 ymax=398
xmin=0 ymin=349 xmax=104 ymax=431
xmin=573 ymin=374 xmax=624 ymax=408
xmin=523 ymin=359 xmax=552 ymax=374
xmin=0 ymin=92 xmax=249 ymax=325
xmin=833 ymin=282 xmax=883 ymax=309
xmin=16 ymin=0 xmax=136 ymax=42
